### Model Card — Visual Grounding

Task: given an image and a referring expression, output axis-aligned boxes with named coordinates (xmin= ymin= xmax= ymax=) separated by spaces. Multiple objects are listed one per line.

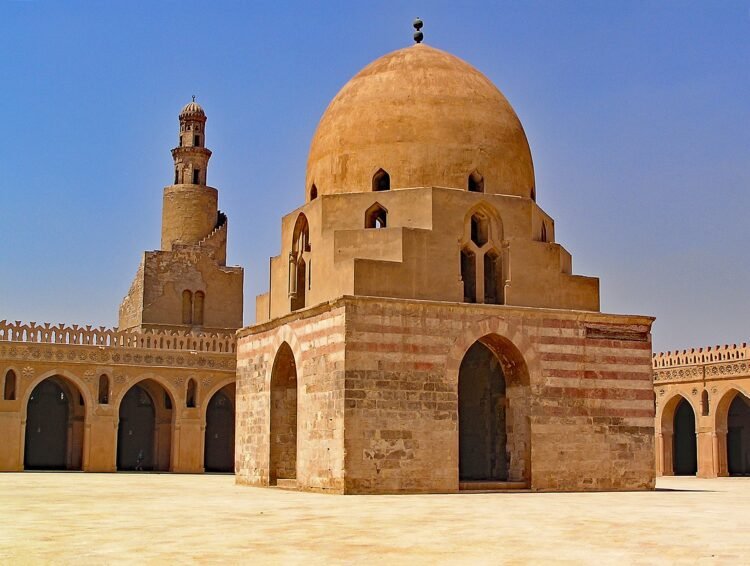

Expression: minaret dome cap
xmin=180 ymin=98 xmax=206 ymax=119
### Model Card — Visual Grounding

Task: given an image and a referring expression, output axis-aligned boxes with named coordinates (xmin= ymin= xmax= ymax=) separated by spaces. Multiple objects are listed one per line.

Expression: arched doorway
xmin=24 ymin=376 xmax=85 ymax=470
xmin=727 ymin=394 xmax=750 ymax=476
xmin=673 ymin=398 xmax=697 ymax=476
xmin=117 ymin=380 xmax=173 ymax=472
xmin=204 ymin=384 xmax=235 ymax=473
xmin=457 ymin=335 xmax=530 ymax=485
xmin=269 ymin=342 xmax=297 ymax=485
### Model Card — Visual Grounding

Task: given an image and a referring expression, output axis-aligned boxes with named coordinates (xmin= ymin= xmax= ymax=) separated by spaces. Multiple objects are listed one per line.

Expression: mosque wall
xmin=653 ymin=344 xmax=750 ymax=478
xmin=0 ymin=321 xmax=236 ymax=473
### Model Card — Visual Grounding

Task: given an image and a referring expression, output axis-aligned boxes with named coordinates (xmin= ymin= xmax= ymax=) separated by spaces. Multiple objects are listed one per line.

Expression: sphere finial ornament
xmin=413 ymin=17 xmax=424 ymax=43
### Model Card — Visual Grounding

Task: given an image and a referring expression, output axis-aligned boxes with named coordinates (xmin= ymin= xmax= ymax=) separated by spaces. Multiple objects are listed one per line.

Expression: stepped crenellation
xmin=652 ymin=342 xmax=749 ymax=368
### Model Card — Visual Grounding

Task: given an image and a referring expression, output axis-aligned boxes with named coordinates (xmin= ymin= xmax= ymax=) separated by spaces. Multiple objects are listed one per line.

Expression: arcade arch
xmin=204 ymin=383 xmax=236 ymax=473
xmin=117 ymin=378 xmax=175 ymax=472
xmin=23 ymin=375 xmax=86 ymax=470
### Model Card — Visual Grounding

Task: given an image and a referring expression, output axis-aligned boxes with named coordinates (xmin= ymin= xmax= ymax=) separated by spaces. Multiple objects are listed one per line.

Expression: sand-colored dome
xmin=306 ymin=44 xmax=535 ymax=199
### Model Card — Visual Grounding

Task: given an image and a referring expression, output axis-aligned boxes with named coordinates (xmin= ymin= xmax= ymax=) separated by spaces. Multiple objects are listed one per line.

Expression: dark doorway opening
xmin=728 ymin=394 xmax=750 ymax=476
xmin=269 ymin=343 xmax=297 ymax=485
xmin=204 ymin=385 xmax=235 ymax=473
xmin=117 ymin=382 xmax=173 ymax=472
xmin=673 ymin=398 xmax=697 ymax=476
xmin=24 ymin=377 xmax=85 ymax=470
xmin=458 ymin=341 xmax=507 ymax=481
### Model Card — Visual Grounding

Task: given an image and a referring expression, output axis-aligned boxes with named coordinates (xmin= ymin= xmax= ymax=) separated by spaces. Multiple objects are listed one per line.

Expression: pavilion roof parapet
xmin=652 ymin=342 xmax=749 ymax=369
xmin=0 ymin=320 xmax=235 ymax=354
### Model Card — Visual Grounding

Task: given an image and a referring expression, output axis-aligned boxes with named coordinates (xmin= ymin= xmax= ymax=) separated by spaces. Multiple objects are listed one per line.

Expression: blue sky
xmin=1 ymin=1 xmax=748 ymax=352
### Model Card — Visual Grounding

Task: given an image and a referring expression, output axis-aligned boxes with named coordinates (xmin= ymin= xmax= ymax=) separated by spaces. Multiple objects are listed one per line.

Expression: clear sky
xmin=1 ymin=1 xmax=748 ymax=353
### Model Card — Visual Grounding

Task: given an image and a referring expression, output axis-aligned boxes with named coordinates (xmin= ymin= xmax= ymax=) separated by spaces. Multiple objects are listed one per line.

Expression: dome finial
xmin=192 ymin=95 xmax=196 ymax=102
xmin=413 ymin=17 xmax=424 ymax=44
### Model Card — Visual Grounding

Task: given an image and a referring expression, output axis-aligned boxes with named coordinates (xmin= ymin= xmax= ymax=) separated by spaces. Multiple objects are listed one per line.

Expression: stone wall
xmin=653 ymin=343 xmax=750 ymax=478
xmin=235 ymin=303 xmax=346 ymax=492
xmin=236 ymin=296 xmax=655 ymax=494
xmin=0 ymin=321 xmax=236 ymax=473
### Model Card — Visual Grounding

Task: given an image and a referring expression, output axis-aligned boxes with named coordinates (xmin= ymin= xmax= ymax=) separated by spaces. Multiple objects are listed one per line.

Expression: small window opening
xmin=365 ymin=203 xmax=388 ymax=229
xmin=701 ymin=389 xmax=709 ymax=416
xmin=179 ymin=136 xmax=183 ymax=147
xmin=164 ymin=392 xmax=172 ymax=410
xmin=530 ymin=186 xmax=536 ymax=201
xmin=193 ymin=291 xmax=205 ymax=326
xmin=484 ymin=250 xmax=504 ymax=305
xmin=193 ymin=169 xmax=200 ymax=184
xmin=174 ymin=168 xmax=179 ymax=184
xmin=3 ymin=370 xmax=16 ymax=400
xmin=461 ymin=248 xmax=476 ymax=303
xmin=98 ymin=375 xmax=109 ymax=404
xmin=372 ymin=168 xmax=390 ymax=191
xmin=186 ymin=379 xmax=197 ymax=408
xmin=540 ymin=222 xmax=548 ymax=243
xmin=468 ymin=170 xmax=484 ymax=193
xmin=182 ymin=290 xmax=193 ymax=324
xmin=470 ymin=214 xmax=489 ymax=247
xmin=194 ymin=135 xmax=200 ymax=147
xmin=310 ymin=184 xmax=318 ymax=201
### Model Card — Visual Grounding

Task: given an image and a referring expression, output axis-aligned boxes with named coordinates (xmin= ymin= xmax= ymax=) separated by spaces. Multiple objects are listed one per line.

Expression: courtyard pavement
xmin=0 ymin=473 xmax=746 ymax=564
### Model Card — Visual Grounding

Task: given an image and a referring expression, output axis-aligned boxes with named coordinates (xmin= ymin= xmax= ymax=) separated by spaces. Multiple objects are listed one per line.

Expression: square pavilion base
xmin=235 ymin=296 xmax=655 ymax=494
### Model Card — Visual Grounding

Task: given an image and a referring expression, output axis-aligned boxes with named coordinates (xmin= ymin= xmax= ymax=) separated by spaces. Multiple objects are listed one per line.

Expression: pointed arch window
xmin=290 ymin=214 xmax=311 ymax=312
xmin=701 ymin=389 xmax=709 ymax=416
xmin=365 ymin=203 xmax=387 ymax=229
xmin=540 ymin=222 xmax=548 ymax=243
xmin=98 ymin=375 xmax=109 ymax=404
xmin=182 ymin=290 xmax=193 ymax=324
xmin=186 ymin=379 xmax=197 ymax=408
xmin=310 ymin=184 xmax=318 ymax=201
xmin=460 ymin=205 xmax=505 ymax=305
xmin=3 ymin=370 xmax=16 ymax=401
xmin=193 ymin=291 xmax=205 ymax=326
xmin=372 ymin=169 xmax=390 ymax=191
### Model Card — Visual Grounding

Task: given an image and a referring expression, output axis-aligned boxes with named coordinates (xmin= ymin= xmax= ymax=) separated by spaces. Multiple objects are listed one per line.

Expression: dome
xmin=306 ymin=44 xmax=535 ymax=199
xmin=180 ymin=99 xmax=205 ymax=119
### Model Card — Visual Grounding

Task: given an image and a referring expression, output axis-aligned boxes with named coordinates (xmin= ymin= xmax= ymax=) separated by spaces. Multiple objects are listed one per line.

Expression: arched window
xmin=530 ymin=186 xmax=536 ymax=201
xmin=540 ymin=222 xmax=548 ymax=243
xmin=290 ymin=214 xmax=311 ymax=312
xmin=182 ymin=290 xmax=193 ymax=325
xmin=193 ymin=291 xmax=205 ymax=326
xmin=186 ymin=379 xmax=197 ymax=408
xmin=470 ymin=214 xmax=489 ymax=247
xmin=701 ymin=389 xmax=709 ymax=416
xmin=365 ymin=203 xmax=387 ymax=229
xmin=3 ymin=370 xmax=16 ymax=401
xmin=98 ymin=375 xmax=109 ymax=404
xmin=310 ymin=184 xmax=318 ymax=201
xmin=461 ymin=248 xmax=476 ymax=303
xmin=174 ymin=168 xmax=179 ymax=184
xmin=468 ymin=170 xmax=484 ymax=193
xmin=484 ymin=249 xmax=504 ymax=305
xmin=372 ymin=168 xmax=390 ymax=192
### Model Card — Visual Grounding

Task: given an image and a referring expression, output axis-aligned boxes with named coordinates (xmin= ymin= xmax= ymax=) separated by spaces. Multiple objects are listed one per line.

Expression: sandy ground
xmin=0 ymin=473 xmax=747 ymax=565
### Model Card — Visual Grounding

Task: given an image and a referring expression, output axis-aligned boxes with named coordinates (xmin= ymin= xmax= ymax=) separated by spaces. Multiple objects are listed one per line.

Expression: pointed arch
xmin=193 ymin=291 xmax=205 ymax=326
xmin=463 ymin=202 xmax=503 ymax=243
xmin=269 ymin=342 xmax=298 ymax=485
xmin=364 ymin=202 xmax=388 ymax=229
xmin=309 ymin=183 xmax=318 ymax=201
xmin=186 ymin=378 xmax=197 ymax=408
xmin=372 ymin=168 xmax=390 ymax=191
xmin=3 ymin=369 xmax=16 ymax=400
xmin=98 ymin=374 xmax=109 ymax=405
xmin=182 ymin=290 xmax=193 ymax=325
